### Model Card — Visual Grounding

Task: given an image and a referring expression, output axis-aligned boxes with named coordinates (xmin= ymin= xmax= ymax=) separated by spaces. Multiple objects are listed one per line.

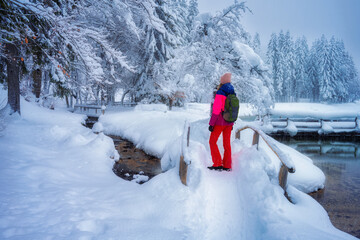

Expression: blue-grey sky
xmin=197 ymin=0 xmax=360 ymax=70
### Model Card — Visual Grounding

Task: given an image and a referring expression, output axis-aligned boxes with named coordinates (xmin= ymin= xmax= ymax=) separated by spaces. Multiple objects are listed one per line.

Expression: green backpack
xmin=222 ymin=94 xmax=239 ymax=122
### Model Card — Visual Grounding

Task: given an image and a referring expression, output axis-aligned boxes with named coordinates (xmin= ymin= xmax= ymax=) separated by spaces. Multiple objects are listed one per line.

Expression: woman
xmin=208 ymin=72 xmax=235 ymax=171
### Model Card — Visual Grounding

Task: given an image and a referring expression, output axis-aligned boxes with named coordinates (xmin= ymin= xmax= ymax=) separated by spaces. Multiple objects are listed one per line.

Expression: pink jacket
xmin=209 ymin=83 xmax=235 ymax=126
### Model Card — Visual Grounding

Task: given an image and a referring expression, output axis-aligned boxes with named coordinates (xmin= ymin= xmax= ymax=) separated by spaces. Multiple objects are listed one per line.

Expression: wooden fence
xmin=267 ymin=116 xmax=359 ymax=133
xmin=73 ymin=104 xmax=106 ymax=117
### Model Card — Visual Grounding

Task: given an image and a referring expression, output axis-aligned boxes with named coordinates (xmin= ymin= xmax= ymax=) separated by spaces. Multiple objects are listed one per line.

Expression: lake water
xmin=283 ymin=140 xmax=360 ymax=238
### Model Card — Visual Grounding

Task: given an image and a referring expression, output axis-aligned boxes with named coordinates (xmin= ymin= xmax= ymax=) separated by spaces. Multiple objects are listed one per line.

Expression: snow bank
xmin=0 ymin=101 xmax=355 ymax=239
xmin=92 ymin=121 xmax=104 ymax=133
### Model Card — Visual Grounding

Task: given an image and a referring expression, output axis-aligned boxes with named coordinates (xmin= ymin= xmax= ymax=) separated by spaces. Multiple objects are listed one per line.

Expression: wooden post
xmin=179 ymin=125 xmax=190 ymax=186
xmin=235 ymin=130 xmax=240 ymax=140
xmin=355 ymin=147 xmax=357 ymax=158
xmin=179 ymin=156 xmax=188 ymax=186
xmin=252 ymin=131 xmax=260 ymax=150
xmin=279 ymin=164 xmax=288 ymax=190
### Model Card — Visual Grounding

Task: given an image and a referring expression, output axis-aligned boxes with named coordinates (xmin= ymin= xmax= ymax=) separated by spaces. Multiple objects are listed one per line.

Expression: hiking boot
xmin=222 ymin=167 xmax=231 ymax=172
xmin=207 ymin=166 xmax=223 ymax=171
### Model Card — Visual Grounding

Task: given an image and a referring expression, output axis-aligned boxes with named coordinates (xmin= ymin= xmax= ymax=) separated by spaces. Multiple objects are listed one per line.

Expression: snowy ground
xmin=0 ymin=97 xmax=357 ymax=239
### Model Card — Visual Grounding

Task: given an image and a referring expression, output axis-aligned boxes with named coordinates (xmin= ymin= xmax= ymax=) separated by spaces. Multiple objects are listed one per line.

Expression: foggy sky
xmin=197 ymin=0 xmax=360 ymax=70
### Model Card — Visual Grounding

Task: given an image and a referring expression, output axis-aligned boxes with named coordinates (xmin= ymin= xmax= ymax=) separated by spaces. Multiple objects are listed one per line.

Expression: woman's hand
xmin=208 ymin=125 xmax=214 ymax=132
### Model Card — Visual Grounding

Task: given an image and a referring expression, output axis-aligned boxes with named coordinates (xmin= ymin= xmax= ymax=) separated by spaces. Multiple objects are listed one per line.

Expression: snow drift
xmin=0 ymin=100 xmax=356 ymax=239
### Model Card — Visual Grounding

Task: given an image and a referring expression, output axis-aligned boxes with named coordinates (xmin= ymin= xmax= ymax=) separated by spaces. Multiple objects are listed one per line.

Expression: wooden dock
xmin=264 ymin=116 xmax=360 ymax=141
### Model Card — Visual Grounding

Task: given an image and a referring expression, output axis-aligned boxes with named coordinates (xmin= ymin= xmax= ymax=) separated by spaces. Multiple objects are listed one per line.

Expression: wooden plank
xmin=179 ymin=155 xmax=188 ymax=186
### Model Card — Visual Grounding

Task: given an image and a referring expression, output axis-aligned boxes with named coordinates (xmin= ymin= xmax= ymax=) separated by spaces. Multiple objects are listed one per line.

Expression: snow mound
xmin=92 ymin=122 xmax=104 ymax=133
xmin=286 ymin=120 xmax=298 ymax=137
xmin=318 ymin=121 xmax=334 ymax=134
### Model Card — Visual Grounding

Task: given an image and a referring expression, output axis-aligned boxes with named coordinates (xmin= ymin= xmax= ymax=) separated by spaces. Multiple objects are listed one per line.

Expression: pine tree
xmin=266 ymin=33 xmax=281 ymax=101
xmin=267 ymin=31 xmax=359 ymax=103
xmin=294 ymin=36 xmax=309 ymax=100
xmin=307 ymin=39 xmax=321 ymax=102
xmin=251 ymin=33 xmax=261 ymax=54
xmin=277 ymin=31 xmax=287 ymax=101
xmin=187 ymin=0 xmax=199 ymax=35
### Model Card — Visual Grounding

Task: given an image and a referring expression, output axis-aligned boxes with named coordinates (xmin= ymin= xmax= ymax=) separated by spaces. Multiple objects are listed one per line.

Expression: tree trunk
xmin=32 ymin=68 xmax=42 ymax=98
xmin=70 ymin=94 xmax=73 ymax=108
xmin=121 ymin=89 xmax=130 ymax=104
xmin=43 ymin=70 xmax=50 ymax=95
xmin=65 ymin=95 xmax=69 ymax=108
xmin=107 ymin=86 xmax=115 ymax=105
xmin=5 ymin=43 xmax=20 ymax=115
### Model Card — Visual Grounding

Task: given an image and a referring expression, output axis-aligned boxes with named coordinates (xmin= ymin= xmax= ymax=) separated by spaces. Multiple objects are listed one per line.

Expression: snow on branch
xmin=137 ymin=0 xmax=165 ymax=34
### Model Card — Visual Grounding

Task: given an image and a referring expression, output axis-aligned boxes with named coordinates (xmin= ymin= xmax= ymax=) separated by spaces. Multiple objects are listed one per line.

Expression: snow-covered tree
xmin=279 ymin=31 xmax=296 ymax=102
xmin=130 ymin=0 xmax=195 ymax=103
xmin=0 ymin=0 xmax=166 ymax=109
xmin=309 ymin=35 xmax=358 ymax=103
xmin=266 ymin=33 xmax=281 ymax=101
xmin=251 ymin=32 xmax=261 ymax=54
xmin=307 ymin=39 xmax=321 ymax=102
xmin=187 ymin=0 xmax=199 ymax=34
xmin=266 ymin=31 xmax=359 ymax=103
xmin=151 ymin=1 xmax=274 ymax=114
xmin=294 ymin=36 xmax=309 ymax=100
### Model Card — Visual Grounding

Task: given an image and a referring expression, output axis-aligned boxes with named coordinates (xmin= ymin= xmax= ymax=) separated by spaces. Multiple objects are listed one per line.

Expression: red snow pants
xmin=209 ymin=125 xmax=232 ymax=169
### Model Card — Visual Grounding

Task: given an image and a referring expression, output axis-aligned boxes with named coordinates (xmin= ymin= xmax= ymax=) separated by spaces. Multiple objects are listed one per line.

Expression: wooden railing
xmin=73 ymin=104 xmax=106 ymax=116
xmin=266 ymin=116 xmax=360 ymax=133
xmin=235 ymin=125 xmax=295 ymax=200
xmin=179 ymin=124 xmax=296 ymax=201
xmin=112 ymin=102 xmax=137 ymax=107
